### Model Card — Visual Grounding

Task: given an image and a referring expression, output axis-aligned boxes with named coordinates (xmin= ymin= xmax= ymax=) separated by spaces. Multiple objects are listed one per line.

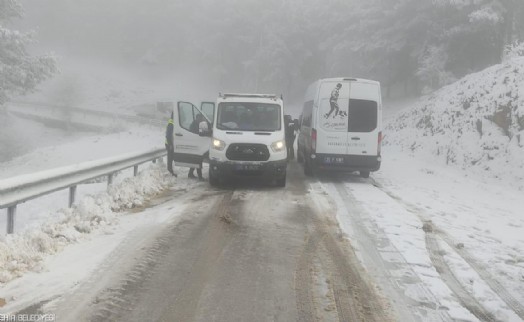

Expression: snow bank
xmin=385 ymin=57 xmax=524 ymax=189
xmin=0 ymin=163 xmax=175 ymax=284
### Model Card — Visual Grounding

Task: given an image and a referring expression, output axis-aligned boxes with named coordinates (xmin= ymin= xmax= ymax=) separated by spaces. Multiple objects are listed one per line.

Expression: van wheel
xmin=359 ymin=171 xmax=370 ymax=178
xmin=304 ymin=157 xmax=313 ymax=177
xmin=209 ymin=174 xmax=219 ymax=187
xmin=209 ymin=167 xmax=220 ymax=186
xmin=276 ymin=174 xmax=286 ymax=187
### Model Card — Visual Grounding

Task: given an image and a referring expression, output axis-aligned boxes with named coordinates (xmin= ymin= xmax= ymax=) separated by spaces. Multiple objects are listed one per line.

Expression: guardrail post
xmin=69 ymin=185 xmax=77 ymax=207
xmin=7 ymin=206 xmax=16 ymax=234
xmin=134 ymin=165 xmax=138 ymax=177
xmin=108 ymin=173 xmax=114 ymax=186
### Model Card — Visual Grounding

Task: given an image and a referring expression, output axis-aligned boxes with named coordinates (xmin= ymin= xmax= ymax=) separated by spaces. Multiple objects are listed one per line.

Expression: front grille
xmin=226 ymin=144 xmax=270 ymax=161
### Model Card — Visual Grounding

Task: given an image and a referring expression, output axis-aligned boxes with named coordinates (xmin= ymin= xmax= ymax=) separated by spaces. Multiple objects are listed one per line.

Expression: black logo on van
xmin=324 ymin=83 xmax=348 ymax=120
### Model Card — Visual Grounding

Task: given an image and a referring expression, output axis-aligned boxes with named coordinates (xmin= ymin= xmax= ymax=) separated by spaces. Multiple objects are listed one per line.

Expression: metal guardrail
xmin=0 ymin=148 xmax=167 ymax=234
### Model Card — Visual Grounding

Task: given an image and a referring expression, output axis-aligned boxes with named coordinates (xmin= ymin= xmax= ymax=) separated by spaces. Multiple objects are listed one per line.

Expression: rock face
xmin=488 ymin=103 xmax=512 ymax=137
xmin=386 ymin=57 xmax=524 ymax=189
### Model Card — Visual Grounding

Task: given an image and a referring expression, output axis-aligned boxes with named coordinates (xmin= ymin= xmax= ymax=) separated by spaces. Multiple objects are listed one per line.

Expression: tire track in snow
xmin=156 ymin=190 xmax=236 ymax=321
xmin=295 ymin=167 xmax=393 ymax=322
xmin=330 ymin=181 xmax=451 ymax=322
xmin=425 ymin=226 xmax=499 ymax=322
xmin=305 ymin=183 xmax=395 ymax=322
xmin=372 ymin=178 xmax=524 ymax=321
xmin=294 ymin=208 xmax=323 ymax=322
xmin=49 ymin=186 xmax=227 ymax=321
xmin=436 ymin=230 xmax=524 ymax=320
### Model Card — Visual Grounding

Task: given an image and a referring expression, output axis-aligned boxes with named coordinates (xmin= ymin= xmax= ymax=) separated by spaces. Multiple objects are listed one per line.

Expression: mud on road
xmin=47 ymin=164 xmax=394 ymax=321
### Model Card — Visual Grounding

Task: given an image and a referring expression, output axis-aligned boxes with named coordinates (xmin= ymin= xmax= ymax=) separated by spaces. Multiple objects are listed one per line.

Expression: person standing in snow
xmin=165 ymin=112 xmax=177 ymax=177
xmin=325 ymin=83 xmax=342 ymax=119
xmin=284 ymin=115 xmax=296 ymax=160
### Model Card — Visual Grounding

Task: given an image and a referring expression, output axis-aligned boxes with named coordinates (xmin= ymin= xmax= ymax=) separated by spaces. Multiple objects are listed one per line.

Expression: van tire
xmin=276 ymin=174 xmax=286 ymax=187
xmin=209 ymin=174 xmax=219 ymax=187
xmin=209 ymin=166 xmax=220 ymax=186
xmin=359 ymin=171 xmax=370 ymax=178
xmin=304 ymin=157 xmax=313 ymax=176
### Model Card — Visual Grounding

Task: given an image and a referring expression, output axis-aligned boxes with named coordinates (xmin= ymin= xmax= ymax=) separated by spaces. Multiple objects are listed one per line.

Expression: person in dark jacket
xmin=165 ymin=112 xmax=177 ymax=177
xmin=284 ymin=115 xmax=296 ymax=160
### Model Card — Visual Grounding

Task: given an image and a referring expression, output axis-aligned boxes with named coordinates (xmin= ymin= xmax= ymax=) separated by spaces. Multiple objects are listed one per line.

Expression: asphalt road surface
xmin=44 ymin=163 xmax=394 ymax=322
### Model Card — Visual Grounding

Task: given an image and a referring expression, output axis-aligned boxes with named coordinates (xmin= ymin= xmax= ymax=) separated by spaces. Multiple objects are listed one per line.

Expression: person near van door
xmin=325 ymin=83 xmax=342 ymax=119
xmin=165 ymin=112 xmax=177 ymax=177
xmin=188 ymin=114 xmax=205 ymax=180
xmin=284 ymin=115 xmax=296 ymax=160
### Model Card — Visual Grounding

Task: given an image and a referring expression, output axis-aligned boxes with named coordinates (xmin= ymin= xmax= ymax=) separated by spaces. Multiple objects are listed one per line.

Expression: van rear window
xmin=348 ymin=99 xmax=377 ymax=132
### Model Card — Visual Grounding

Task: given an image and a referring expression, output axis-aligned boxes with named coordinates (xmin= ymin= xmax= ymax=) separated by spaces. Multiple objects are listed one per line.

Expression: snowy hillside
xmin=385 ymin=57 xmax=524 ymax=189
xmin=19 ymin=58 xmax=217 ymax=114
xmin=20 ymin=60 xmax=160 ymax=113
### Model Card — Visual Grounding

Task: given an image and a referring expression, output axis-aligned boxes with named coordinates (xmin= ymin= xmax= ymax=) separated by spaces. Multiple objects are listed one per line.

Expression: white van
xmin=172 ymin=94 xmax=288 ymax=187
xmin=297 ymin=78 xmax=382 ymax=178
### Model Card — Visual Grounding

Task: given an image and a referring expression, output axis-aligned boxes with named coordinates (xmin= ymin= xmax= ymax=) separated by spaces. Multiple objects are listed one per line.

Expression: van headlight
xmin=271 ymin=140 xmax=286 ymax=153
xmin=212 ymin=138 xmax=226 ymax=151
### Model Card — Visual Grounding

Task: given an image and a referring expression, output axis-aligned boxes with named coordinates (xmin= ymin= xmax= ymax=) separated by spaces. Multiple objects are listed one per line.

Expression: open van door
xmin=172 ymin=101 xmax=213 ymax=168
xmin=200 ymin=101 xmax=215 ymax=125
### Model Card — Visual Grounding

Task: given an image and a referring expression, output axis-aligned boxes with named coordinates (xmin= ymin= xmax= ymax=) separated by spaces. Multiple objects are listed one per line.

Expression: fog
xmin=16 ymin=0 xmax=520 ymax=100
xmin=2 ymin=0 xmax=521 ymax=160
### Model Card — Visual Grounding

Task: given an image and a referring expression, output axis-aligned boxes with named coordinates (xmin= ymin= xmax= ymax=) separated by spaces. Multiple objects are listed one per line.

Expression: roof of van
xmin=217 ymin=93 xmax=283 ymax=104
xmin=319 ymin=77 xmax=380 ymax=85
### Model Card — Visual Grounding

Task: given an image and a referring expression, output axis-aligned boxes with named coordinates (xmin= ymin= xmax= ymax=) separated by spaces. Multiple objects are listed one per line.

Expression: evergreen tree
xmin=0 ymin=0 xmax=56 ymax=105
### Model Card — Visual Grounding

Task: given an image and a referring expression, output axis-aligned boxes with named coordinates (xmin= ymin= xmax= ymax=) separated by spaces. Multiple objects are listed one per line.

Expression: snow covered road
xmin=312 ymin=150 xmax=524 ymax=322
xmin=1 ymin=153 xmax=523 ymax=321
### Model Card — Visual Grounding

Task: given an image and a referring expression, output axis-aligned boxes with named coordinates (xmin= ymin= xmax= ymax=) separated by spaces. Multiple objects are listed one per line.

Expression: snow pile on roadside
xmin=385 ymin=56 xmax=524 ymax=189
xmin=0 ymin=163 xmax=175 ymax=284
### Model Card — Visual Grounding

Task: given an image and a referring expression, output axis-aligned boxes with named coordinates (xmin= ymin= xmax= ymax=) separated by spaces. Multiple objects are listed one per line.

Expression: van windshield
xmin=217 ymin=102 xmax=281 ymax=131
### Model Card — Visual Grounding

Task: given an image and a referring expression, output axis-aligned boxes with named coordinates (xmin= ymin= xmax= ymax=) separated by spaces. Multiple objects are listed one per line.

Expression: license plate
xmin=235 ymin=164 xmax=260 ymax=171
xmin=324 ymin=157 xmax=344 ymax=164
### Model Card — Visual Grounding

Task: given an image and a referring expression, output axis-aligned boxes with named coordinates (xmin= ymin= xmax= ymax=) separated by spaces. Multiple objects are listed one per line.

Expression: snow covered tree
xmin=503 ymin=40 xmax=524 ymax=60
xmin=21 ymin=0 xmax=520 ymax=101
xmin=0 ymin=0 xmax=56 ymax=106
xmin=416 ymin=46 xmax=456 ymax=93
